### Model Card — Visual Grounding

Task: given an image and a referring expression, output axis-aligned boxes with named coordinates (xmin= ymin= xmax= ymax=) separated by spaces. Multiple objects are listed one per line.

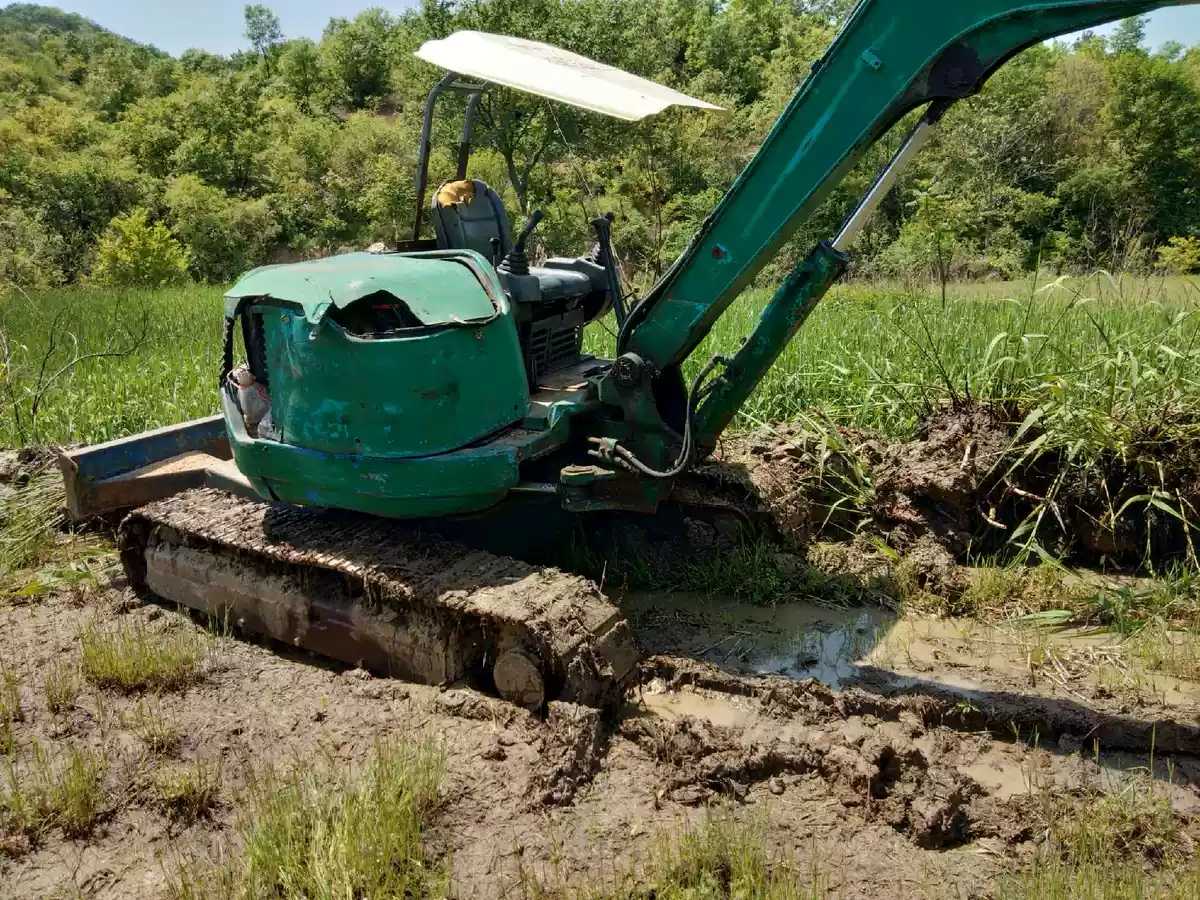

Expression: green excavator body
xmin=223 ymin=250 xmax=536 ymax=517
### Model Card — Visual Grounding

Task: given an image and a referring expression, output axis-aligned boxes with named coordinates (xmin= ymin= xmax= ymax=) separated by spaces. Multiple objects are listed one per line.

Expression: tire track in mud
xmin=477 ymin=654 xmax=1198 ymax=852
xmin=644 ymin=656 xmax=1200 ymax=755
xmin=430 ymin=651 xmax=1198 ymax=854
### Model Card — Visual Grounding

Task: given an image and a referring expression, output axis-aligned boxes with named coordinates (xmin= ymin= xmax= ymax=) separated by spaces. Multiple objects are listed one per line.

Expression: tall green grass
xmin=3 ymin=273 xmax=1198 ymax=450
xmin=0 ymin=285 xmax=222 ymax=448
xmin=592 ymin=273 xmax=1200 ymax=439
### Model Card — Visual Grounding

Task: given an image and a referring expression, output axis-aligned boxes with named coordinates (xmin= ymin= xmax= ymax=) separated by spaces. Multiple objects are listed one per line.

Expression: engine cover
xmin=222 ymin=250 xmax=531 ymax=517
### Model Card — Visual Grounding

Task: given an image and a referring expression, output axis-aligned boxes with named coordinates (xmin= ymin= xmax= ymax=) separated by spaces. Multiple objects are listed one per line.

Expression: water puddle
xmin=636 ymin=679 xmax=753 ymax=729
xmin=960 ymin=756 xmax=1032 ymax=801
xmin=624 ymin=592 xmax=1199 ymax=712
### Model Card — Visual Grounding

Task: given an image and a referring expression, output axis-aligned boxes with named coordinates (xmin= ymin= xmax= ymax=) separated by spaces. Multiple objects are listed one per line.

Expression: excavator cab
xmin=427 ymin=175 xmax=609 ymax=384
xmin=407 ymin=33 xmax=718 ymax=387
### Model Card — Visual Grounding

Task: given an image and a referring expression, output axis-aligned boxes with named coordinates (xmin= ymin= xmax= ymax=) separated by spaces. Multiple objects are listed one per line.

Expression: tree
xmin=0 ymin=204 xmax=64 ymax=291
xmin=1110 ymin=16 xmax=1148 ymax=55
xmin=84 ymin=46 xmax=143 ymax=120
xmin=322 ymin=10 xmax=397 ymax=109
xmin=90 ymin=207 xmax=190 ymax=287
xmin=1109 ymin=52 xmax=1200 ymax=240
xmin=179 ymin=48 xmax=226 ymax=75
xmin=277 ymin=38 xmax=326 ymax=112
xmin=164 ymin=174 xmax=279 ymax=281
xmin=244 ymin=4 xmax=283 ymax=60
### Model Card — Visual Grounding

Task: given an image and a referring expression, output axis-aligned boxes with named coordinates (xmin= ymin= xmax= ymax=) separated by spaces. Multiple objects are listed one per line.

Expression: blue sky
xmin=33 ymin=2 xmax=1200 ymax=58
xmin=44 ymin=1 xmax=420 ymax=56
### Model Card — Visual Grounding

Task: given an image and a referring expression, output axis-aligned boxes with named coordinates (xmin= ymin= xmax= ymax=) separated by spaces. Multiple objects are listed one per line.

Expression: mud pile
xmin=716 ymin=403 xmax=1200 ymax=571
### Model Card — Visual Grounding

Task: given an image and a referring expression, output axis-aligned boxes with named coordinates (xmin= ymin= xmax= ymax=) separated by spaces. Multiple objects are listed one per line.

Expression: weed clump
xmin=124 ymin=699 xmax=182 ymax=755
xmin=522 ymin=813 xmax=825 ymax=899
xmin=80 ymin=619 xmax=207 ymax=693
xmin=43 ymin=662 xmax=81 ymax=715
xmin=636 ymin=815 xmax=823 ymax=900
xmin=1002 ymin=777 xmax=1198 ymax=899
xmin=0 ymin=665 xmax=21 ymax=756
xmin=0 ymin=742 xmax=107 ymax=845
xmin=154 ymin=760 xmax=220 ymax=824
xmin=0 ymin=470 xmax=65 ymax=577
xmin=170 ymin=740 xmax=445 ymax=898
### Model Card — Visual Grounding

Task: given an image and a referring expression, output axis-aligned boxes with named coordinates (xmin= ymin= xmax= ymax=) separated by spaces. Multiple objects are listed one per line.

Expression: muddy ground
xmin=1 ymin=572 xmax=1197 ymax=898
xmin=2 ymin=410 xmax=1199 ymax=896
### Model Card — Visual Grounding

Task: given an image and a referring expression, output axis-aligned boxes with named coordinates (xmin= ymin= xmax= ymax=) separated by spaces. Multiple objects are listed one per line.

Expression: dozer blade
xmin=118 ymin=488 xmax=639 ymax=709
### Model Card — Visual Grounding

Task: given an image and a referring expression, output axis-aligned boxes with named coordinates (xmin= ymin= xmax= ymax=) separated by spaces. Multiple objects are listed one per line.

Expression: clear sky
xmin=28 ymin=2 xmax=1200 ymax=58
xmin=39 ymin=1 xmax=419 ymax=56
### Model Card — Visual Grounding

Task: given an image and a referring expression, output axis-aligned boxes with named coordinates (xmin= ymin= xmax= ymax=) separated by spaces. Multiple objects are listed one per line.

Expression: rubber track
xmin=118 ymin=488 xmax=638 ymax=707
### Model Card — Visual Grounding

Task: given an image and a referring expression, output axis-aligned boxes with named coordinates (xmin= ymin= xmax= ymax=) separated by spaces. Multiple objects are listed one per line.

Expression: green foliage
xmin=164 ymin=175 xmax=276 ymax=282
xmin=275 ymin=37 xmax=326 ymax=111
xmin=84 ymin=46 xmax=142 ymax=120
xmin=1156 ymin=235 xmax=1200 ymax=274
xmin=90 ymin=207 xmax=189 ymax=287
xmin=1109 ymin=16 xmax=1148 ymax=56
xmin=0 ymin=204 xmax=63 ymax=291
xmin=3 ymin=1 xmax=1200 ymax=289
xmin=321 ymin=9 xmax=399 ymax=109
xmin=243 ymin=4 xmax=282 ymax=60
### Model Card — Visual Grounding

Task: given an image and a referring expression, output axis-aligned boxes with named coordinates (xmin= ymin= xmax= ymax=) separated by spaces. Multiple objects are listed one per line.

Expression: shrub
xmin=90 ymin=208 xmax=190 ymax=288
xmin=164 ymin=175 xmax=279 ymax=282
xmin=0 ymin=205 xmax=64 ymax=292
xmin=1156 ymin=235 xmax=1200 ymax=274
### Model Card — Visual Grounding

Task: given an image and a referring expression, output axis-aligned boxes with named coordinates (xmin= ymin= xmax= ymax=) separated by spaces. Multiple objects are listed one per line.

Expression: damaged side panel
xmin=222 ymin=249 xmax=532 ymax=514
xmin=259 ymin=303 xmax=527 ymax=458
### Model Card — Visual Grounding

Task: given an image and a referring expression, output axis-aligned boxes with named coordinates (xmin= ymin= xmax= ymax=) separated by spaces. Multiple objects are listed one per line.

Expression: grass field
xmin=2 ymin=272 xmax=1198 ymax=450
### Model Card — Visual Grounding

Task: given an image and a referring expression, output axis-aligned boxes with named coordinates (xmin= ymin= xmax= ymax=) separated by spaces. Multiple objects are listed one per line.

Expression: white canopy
xmin=415 ymin=31 xmax=723 ymax=122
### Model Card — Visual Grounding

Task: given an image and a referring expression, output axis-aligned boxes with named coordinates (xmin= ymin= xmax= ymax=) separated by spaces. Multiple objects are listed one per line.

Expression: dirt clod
xmin=532 ymin=701 xmax=607 ymax=806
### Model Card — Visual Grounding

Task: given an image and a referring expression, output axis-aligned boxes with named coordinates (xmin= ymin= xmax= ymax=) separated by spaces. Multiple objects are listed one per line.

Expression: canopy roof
xmin=414 ymin=31 xmax=722 ymax=122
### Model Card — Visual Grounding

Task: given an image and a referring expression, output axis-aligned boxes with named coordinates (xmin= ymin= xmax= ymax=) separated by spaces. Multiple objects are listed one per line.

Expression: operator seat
xmin=431 ymin=178 xmax=607 ymax=324
xmin=431 ymin=180 xmax=513 ymax=264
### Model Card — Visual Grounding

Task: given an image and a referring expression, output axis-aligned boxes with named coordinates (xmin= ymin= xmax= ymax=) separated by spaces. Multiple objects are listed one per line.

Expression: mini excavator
xmin=59 ymin=1 xmax=1194 ymax=709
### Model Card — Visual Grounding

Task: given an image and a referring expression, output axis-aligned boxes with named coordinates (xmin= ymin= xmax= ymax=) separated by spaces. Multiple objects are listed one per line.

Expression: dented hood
xmin=224 ymin=251 xmax=499 ymax=326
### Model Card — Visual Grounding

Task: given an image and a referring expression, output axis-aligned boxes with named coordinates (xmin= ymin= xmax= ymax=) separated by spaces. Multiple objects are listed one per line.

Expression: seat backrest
xmin=431 ymin=180 xmax=513 ymax=263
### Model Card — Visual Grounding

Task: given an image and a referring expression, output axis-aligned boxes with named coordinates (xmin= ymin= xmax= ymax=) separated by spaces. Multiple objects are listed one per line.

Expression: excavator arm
xmin=610 ymin=0 xmax=1192 ymax=460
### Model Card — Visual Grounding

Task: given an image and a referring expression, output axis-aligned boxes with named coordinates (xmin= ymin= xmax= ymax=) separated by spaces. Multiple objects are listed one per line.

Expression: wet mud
xmin=2 ymin=581 xmax=1197 ymax=898
xmin=4 ymin=411 xmax=1200 ymax=895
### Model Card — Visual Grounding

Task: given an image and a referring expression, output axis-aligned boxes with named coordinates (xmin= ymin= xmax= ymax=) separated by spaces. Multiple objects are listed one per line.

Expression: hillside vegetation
xmin=3 ymin=2 xmax=1200 ymax=291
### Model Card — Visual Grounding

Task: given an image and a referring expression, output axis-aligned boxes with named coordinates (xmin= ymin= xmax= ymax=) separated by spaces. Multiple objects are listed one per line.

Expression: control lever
xmin=590 ymin=213 xmax=627 ymax=327
xmin=498 ymin=209 xmax=544 ymax=276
